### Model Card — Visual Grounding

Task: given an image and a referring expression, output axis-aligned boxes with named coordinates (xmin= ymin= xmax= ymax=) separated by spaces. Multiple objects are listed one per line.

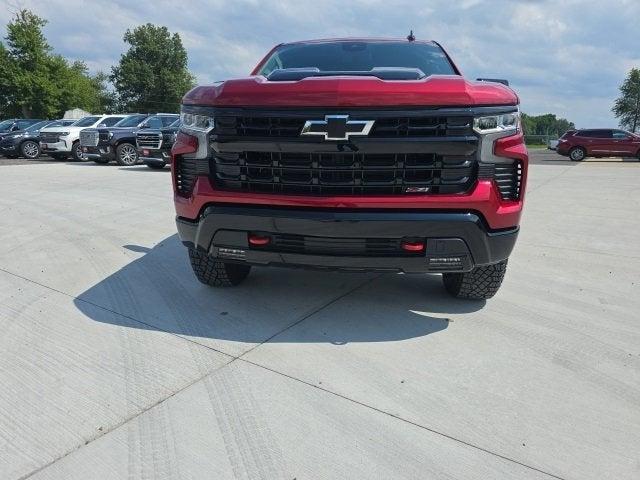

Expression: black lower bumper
xmin=82 ymin=145 xmax=115 ymax=160
xmin=176 ymin=206 xmax=518 ymax=273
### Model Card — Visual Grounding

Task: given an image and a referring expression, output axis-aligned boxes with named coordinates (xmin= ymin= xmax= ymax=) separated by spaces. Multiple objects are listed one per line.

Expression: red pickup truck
xmin=172 ymin=38 xmax=528 ymax=299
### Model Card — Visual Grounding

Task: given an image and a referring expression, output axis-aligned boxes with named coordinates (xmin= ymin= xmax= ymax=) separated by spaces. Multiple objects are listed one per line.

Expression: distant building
xmin=63 ymin=108 xmax=91 ymax=119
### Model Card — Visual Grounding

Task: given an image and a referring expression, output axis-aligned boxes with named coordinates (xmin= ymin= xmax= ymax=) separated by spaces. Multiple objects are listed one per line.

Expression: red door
xmin=612 ymin=130 xmax=639 ymax=156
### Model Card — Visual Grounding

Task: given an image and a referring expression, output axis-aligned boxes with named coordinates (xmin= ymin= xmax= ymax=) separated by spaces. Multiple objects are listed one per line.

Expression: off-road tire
xmin=442 ymin=260 xmax=508 ymax=299
xmin=71 ymin=141 xmax=85 ymax=161
xmin=116 ymin=143 xmax=138 ymax=166
xmin=569 ymin=147 xmax=586 ymax=161
xmin=188 ymin=248 xmax=251 ymax=287
xmin=20 ymin=140 xmax=40 ymax=159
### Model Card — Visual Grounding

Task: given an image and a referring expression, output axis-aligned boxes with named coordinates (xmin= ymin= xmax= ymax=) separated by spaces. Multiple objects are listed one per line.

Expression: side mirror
xmin=140 ymin=124 xmax=150 ymax=129
xmin=476 ymin=78 xmax=510 ymax=86
xmin=11 ymin=125 xmax=19 ymax=131
xmin=98 ymin=123 xmax=107 ymax=128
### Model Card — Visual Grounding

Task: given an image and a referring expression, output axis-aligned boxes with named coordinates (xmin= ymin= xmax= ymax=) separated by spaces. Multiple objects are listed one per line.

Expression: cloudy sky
xmin=1 ymin=0 xmax=638 ymax=127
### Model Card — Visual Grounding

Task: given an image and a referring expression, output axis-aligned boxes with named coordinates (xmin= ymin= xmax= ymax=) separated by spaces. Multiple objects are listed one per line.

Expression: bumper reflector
xmin=248 ymin=233 xmax=271 ymax=246
xmin=401 ymin=240 xmax=425 ymax=252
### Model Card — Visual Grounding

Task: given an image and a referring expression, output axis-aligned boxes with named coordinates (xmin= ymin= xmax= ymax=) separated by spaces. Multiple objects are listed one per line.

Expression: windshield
xmin=114 ymin=115 xmax=147 ymax=127
xmin=0 ymin=120 xmax=15 ymax=132
xmin=258 ymin=41 xmax=456 ymax=77
xmin=26 ymin=121 xmax=50 ymax=132
xmin=72 ymin=116 xmax=101 ymax=127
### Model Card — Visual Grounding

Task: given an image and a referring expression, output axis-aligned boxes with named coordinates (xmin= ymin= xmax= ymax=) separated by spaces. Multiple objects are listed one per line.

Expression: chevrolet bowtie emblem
xmin=301 ymin=115 xmax=375 ymax=141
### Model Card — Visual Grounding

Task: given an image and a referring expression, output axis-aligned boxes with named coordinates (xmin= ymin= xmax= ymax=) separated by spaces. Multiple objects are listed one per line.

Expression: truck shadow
xmin=73 ymin=234 xmax=486 ymax=344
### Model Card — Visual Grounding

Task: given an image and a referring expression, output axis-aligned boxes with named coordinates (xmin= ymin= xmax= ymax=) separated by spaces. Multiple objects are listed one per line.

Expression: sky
xmin=1 ymin=0 xmax=638 ymax=128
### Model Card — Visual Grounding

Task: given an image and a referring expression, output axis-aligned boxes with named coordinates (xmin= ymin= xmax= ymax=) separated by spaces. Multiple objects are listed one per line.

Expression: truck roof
xmin=279 ymin=37 xmax=438 ymax=46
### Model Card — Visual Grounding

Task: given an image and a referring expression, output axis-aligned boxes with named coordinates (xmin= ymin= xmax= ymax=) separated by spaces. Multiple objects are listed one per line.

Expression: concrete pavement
xmin=0 ymin=156 xmax=638 ymax=479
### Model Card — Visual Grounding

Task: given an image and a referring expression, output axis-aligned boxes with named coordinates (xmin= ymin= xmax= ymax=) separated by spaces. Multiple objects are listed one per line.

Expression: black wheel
xmin=50 ymin=153 xmax=68 ymax=160
xmin=20 ymin=140 xmax=40 ymax=159
xmin=146 ymin=162 xmax=166 ymax=169
xmin=569 ymin=147 xmax=586 ymax=161
xmin=188 ymin=248 xmax=251 ymax=287
xmin=71 ymin=141 xmax=85 ymax=161
xmin=116 ymin=143 xmax=138 ymax=166
xmin=442 ymin=260 xmax=508 ymax=300
xmin=93 ymin=158 xmax=110 ymax=164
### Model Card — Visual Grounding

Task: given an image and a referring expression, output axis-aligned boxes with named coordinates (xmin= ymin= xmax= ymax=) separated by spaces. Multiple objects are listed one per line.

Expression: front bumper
xmin=82 ymin=145 xmax=114 ymax=160
xmin=139 ymin=148 xmax=170 ymax=166
xmin=176 ymin=206 xmax=518 ymax=273
xmin=40 ymin=139 xmax=71 ymax=153
xmin=0 ymin=140 xmax=19 ymax=153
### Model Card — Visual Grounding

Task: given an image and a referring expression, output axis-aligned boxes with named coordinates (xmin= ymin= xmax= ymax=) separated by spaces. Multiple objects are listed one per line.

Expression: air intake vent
xmin=494 ymin=162 xmax=523 ymax=201
xmin=175 ymin=157 xmax=198 ymax=195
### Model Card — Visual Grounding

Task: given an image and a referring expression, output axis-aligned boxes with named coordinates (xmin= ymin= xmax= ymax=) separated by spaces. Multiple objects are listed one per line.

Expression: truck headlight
xmin=180 ymin=111 xmax=215 ymax=133
xmin=473 ymin=112 xmax=519 ymax=135
xmin=59 ymin=131 xmax=70 ymax=137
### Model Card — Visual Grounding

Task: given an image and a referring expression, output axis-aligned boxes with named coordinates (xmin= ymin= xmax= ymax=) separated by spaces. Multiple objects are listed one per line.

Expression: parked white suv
xmin=39 ymin=114 xmax=128 ymax=161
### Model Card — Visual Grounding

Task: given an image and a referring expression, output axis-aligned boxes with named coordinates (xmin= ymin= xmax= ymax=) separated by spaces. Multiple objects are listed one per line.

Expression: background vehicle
xmin=0 ymin=119 xmax=74 ymax=159
xmin=81 ymin=113 xmax=178 ymax=166
xmin=136 ymin=117 xmax=180 ymax=169
xmin=174 ymin=38 xmax=528 ymax=300
xmin=547 ymin=139 xmax=559 ymax=150
xmin=40 ymin=114 xmax=127 ymax=161
xmin=0 ymin=119 xmax=45 ymax=143
xmin=557 ymin=128 xmax=640 ymax=161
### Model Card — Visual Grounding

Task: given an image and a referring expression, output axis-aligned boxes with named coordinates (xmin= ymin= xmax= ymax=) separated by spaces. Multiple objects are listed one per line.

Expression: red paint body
xmin=174 ymin=39 xmax=528 ymax=232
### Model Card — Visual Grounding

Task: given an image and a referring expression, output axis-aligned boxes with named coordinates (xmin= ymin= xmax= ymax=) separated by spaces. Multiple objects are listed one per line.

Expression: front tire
xmin=569 ymin=147 xmax=586 ymax=161
xmin=116 ymin=143 xmax=138 ymax=166
xmin=188 ymin=248 xmax=251 ymax=287
xmin=71 ymin=141 xmax=85 ymax=161
xmin=442 ymin=260 xmax=508 ymax=299
xmin=20 ymin=140 xmax=40 ymax=159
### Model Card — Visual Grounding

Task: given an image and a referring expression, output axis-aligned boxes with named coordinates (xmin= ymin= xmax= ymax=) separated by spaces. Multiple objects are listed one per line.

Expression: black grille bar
xmin=214 ymin=151 xmax=475 ymax=195
xmin=262 ymin=234 xmax=421 ymax=257
xmin=493 ymin=162 xmax=523 ymax=201
xmin=216 ymin=114 xmax=473 ymax=138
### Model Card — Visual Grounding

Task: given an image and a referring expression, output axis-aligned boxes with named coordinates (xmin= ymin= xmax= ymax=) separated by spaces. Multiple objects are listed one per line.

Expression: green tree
xmin=110 ymin=24 xmax=195 ymax=113
xmin=612 ymin=68 xmax=640 ymax=132
xmin=0 ymin=9 xmax=112 ymax=118
xmin=521 ymin=112 xmax=575 ymax=137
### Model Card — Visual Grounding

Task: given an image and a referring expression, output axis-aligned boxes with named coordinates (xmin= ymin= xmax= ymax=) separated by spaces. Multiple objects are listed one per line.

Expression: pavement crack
xmin=239 ymin=357 xmax=568 ymax=480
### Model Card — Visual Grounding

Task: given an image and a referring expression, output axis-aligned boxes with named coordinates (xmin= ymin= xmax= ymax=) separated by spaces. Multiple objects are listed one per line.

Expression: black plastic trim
xmin=176 ymin=205 xmax=518 ymax=273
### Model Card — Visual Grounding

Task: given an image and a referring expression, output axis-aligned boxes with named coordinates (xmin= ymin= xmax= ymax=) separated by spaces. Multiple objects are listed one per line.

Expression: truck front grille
xmin=79 ymin=130 xmax=99 ymax=147
xmin=216 ymin=115 xmax=473 ymax=138
xmin=214 ymin=151 xmax=476 ymax=195
xmin=40 ymin=132 xmax=61 ymax=143
xmin=137 ymin=132 xmax=162 ymax=149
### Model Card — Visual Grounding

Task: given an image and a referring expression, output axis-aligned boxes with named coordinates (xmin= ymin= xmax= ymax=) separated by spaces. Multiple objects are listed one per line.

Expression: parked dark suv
xmin=0 ymin=119 xmax=74 ymax=158
xmin=557 ymin=129 xmax=640 ymax=161
xmin=80 ymin=114 xmax=178 ymax=166
xmin=136 ymin=117 xmax=180 ymax=169
xmin=0 ymin=119 xmax=45 ymax=143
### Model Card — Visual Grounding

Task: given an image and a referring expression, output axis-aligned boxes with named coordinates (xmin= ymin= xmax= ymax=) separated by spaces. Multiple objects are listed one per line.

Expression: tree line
xmin=0 ymin=9 xmax=194 ymax=118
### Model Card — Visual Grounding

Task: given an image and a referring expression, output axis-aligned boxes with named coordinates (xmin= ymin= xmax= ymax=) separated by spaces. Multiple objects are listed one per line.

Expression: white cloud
xmin=1 ymin=0 xmax=638 ymax=127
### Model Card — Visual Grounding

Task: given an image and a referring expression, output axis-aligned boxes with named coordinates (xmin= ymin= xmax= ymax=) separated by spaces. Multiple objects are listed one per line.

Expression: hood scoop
xmin=267 ymin=67 xmax=426 ymax=82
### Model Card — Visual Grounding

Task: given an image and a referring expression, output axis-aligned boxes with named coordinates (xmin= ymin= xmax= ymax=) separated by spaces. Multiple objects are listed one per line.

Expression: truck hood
xmin=40 ymin=126 xmax=89 ymax=134
xmin=183 ymin=75 xmax=519 ymax=108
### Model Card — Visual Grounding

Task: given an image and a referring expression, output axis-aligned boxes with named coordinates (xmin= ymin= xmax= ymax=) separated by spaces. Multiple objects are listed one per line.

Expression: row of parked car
xmin=0 ymin=113 xmax=181 ymax=169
